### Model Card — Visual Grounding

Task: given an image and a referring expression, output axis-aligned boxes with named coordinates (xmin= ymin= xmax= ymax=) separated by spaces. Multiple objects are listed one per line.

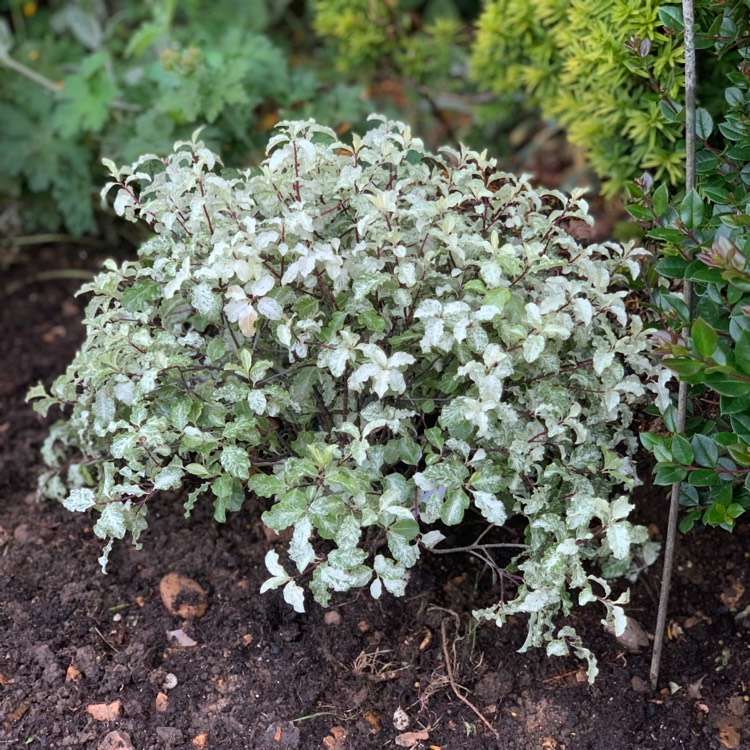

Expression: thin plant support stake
xmin=649 ymin=0 xmax=696 ymax=691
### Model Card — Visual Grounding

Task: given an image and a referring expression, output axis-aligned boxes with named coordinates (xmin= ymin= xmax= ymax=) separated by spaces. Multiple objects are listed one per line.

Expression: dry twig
xmin=439 ymin=614 xmax=499 ymax=740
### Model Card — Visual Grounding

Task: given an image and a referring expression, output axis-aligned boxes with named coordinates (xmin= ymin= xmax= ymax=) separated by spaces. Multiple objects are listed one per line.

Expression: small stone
xmin=392 ymin=706 xmax=410 ymax=731
xmin=87 ymin=701 xmax=122 ymax=722
xmin=159 ymin=573 xmax=208 ymax=619
xmin=261 ymin=721 xmax=300 ymax=749
xmin=604 ymin=616 xmax=650 ymax=653
xmin=98 ymin=730 xmax=134 ymax=750
xmin=324 ymin=611 xmax=342 ymax=626
xmin=167 ymin=628 xmax=198 ymax=648
xmin=155 ymin=692 xmax=169 ymax=712
xmin=192 ymin=733 xmax=209 ymax=749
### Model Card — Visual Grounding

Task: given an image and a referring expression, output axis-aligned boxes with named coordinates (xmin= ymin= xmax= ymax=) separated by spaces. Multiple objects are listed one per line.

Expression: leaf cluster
xmin=634 ymin=2 xmax=750 ymax=533
xmin=30 ymin=117 xmax=666 ymax=678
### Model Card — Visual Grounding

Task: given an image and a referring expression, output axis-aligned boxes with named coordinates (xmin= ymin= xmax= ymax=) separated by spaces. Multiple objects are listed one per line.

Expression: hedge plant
xmin=29 ymin=117 xmax=669 ymax=678
xmin=635 ymin=1 xmax=750 ymax=533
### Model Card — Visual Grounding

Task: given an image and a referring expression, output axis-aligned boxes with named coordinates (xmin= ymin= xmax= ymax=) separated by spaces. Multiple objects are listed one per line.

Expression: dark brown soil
xmin=1 ymin=245 xmax=749 ymax=750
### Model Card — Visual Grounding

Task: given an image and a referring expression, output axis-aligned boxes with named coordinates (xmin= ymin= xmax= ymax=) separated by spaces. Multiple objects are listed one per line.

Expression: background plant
xmin=0 ymin=0 xmax=369 ymax=236
xmin=470 ymin=0 xmax=696 ymax=196
xmin=635 ymin=1 xmax=750 ymax=534
xmin=30 ymin=117 xmax=667 ymax=678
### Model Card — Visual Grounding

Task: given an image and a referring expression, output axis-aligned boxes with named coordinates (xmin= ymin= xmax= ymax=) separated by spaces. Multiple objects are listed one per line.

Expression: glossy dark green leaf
xmin=691 ymin=433 xmax=719 ymax=468
xmin=658 ymin=6 xmax=684 ymax=31
xmin=679 ymin=484 xmax=700 ymax=506
xmin=691 ymin=318 xmax=718 ymax=358
xmin=678 ymin=509 xmax=701 ymax=533
xmin=655 ymin=256 xmax=689 ymax=279
xmin=652 ymin=183 xmax=669 ymax=217
xmin=648 ymin=227 xmax=687 ymax=243
xmin=734 ymin=330 xmax=750 ymax=375
xmin=721 ymin=393 xmax=750 ymax=415
xmin=662 ymin=357 xmax=705 ymax=378
xmin=639 ymin=432 xmax=667 ymax=452
xmin=727 ymin=443 xmax=750 ymax=466
xmin=389 ymin=517 xmax=420 ymax=541
xmin=687 ymin=468 xmax=720 ymax=486
xmin=654 ymin=464 xmax=688 ymax=486
xmin=695 ymin=108 xmax=713 ymax=140
xmin=625 ymin=203 xmax=653 ymax=222
xmin=685 ymin=261 xmax=724 ymax=284
xmin=704 ymin=373 xmax=750 ymax=397
xmin=695 ymin=150 xmax=719 ymax=173
xmin=671 ymin=434 xmax=694 ymax=465
xmin=726 ymin=86 xmax=743 ymax=106
xmin=730 ymin=414 xmax=750 ymax=443
xmin=727 ymin=502 xmax=745 ymax=519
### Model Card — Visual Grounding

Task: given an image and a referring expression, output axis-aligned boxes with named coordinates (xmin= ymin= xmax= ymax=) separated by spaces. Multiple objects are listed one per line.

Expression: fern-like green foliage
xmin=471 ymin=0 xmax=688 ymax=195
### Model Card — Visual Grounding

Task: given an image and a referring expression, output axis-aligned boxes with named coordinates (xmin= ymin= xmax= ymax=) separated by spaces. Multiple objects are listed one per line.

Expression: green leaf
xmin=691 ymin=318 xmax=718 ymax=358
xmin=655 ymin=256 xmax=689 ymax=279
xmin=730 ymin=414 xmax=750 ymax=443
xmin=654 ymin=464 xmax=688 ymax=486
xmin=658 ymin=5 xmax=684 ymax=31
xmin=679 ymin=189 xmax=704 ymax=230
xmin=212 ymin=477 xmax=245 ymax=522
xmin=471 ymin=466 xmax=506 ymax=494
xmin=640 ymin=432 xmax=666 ymax=451
xmin=153 ymin=460 xmax=184 ymax=491
xmin=726 ymin=87 xmax=743 ymax=107
xmin=662 ymin=357 xmax=705 ymax=377
xmin=247 ymin=473 xmax=284 ymax=498
xmin=625 ymin=204 xmax=652 ymax=222
xmin=678 ymin=509 xmax=701 ymax=533
xmin=687 ymin=468 xmax=720 ymax=487
xmin=357 ymin=310 xmax=386 ymax=333
xmin=326 ymin=467 xmax=366 ymax=495
xmin=440 ymin=487 xmax=469 ymax=525
xmin=726 ymin=503 xmax=745 ymax=520
xmin=671 ymin=435 xmax=694 ymax=466
xmin=121 ymin=280 xmax=160 ymax=311
xmin=424 ymin=426 xmax=444 ymax=451
xmin=694 ymin=108 xmax=713 ymax=140
xmin=389 ymin=517 xmax=420 ymax=541
xmin=185 ymin=462 xmax=213 ymax=478
xmin=652 ymin=184 xmax=669 ymax=217
xmin=704 ymin=374 xmax=750 ymax=398
xmin=691 ymin=434 xmax=719 ymax=468
xmin=735 ymin=330 xmax=750 ymax=375
xmin=262 ymin=489 xmax=307 ymax=530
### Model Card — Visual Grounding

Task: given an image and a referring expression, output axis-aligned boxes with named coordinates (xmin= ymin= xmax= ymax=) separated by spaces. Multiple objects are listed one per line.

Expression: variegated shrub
xmin=29 ymin=116 xmax=667 ymax=678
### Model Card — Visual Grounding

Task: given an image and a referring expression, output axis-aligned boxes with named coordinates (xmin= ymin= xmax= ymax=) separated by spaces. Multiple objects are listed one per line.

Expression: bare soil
xmin=1 ymin=245 xmax=748 ymax=750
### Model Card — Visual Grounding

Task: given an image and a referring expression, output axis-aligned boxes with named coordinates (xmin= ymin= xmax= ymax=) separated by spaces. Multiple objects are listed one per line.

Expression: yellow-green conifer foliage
xmin=471 ymin=0 xmax=686 ymax=194
xmin=312 ymin=0 xmax=463 ymax=83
